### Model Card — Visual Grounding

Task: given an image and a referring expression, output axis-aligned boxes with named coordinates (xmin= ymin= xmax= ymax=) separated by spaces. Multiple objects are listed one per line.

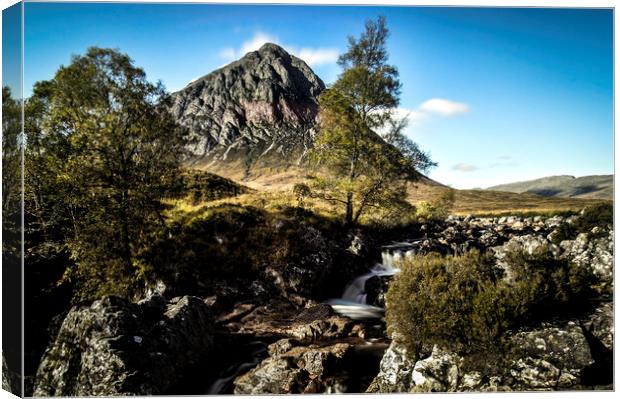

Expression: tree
xmin=2 ymin=87 xmax=22 ymax=248
xmin=310 ymin=17 xmax=435 ymax=225
xmin=25 ymin=47 xmax=190 ymax=299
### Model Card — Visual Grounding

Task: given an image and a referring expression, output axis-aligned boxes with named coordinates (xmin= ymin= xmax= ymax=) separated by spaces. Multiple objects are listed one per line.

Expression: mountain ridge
xmin=487 ymin=174 xmax=613 ymax=200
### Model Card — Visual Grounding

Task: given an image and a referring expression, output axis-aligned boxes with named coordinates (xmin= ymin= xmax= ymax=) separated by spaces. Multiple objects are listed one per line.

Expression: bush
xmin=181 ymin=170 xmax=249 ymax=204
xmin=551 ymin=202 xmax=613 ymax=244
xmin=575 ymin=202 xmax=613 ymax=234
xmin=386 ymin=249 xmax=597 ymax=364
xmin=415 ymin=189 xmax=455 ymax=222
xmin=386 ymin=251 xmax=503 ymax=358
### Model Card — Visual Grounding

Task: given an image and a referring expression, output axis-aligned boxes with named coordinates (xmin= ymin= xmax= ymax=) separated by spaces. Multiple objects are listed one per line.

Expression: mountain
xmin=170 ymin=43 xmax=325 ymax=177
xmin=487 ymin=175 xmax=613 ymax=200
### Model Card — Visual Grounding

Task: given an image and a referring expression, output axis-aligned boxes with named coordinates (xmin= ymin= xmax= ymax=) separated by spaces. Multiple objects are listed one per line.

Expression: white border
xmin=0 ymin=1 xmax=617 ymax=399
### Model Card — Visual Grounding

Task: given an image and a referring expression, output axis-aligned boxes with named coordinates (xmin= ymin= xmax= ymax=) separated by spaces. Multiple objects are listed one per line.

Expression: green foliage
xmin=386 ymin=249 xmax=597 ymax=364
xmin=415 ymin=189 xmax=455 ymax=222
xmin=2 ymin=87 xmax=22 ymax=254
xmin=24 ymin=47 xmax=190 ymax=301
xmin=310 ymin=17 xmax=434 ymax=225
xmin=180 ymin=169 xmax=249 ymax=204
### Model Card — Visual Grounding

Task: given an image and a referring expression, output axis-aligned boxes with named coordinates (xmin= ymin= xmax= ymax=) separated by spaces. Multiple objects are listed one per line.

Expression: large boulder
xmin=33 ymin=295 xmax=214 ymax=396
xmin=234 ymin=339 xmax=352 ymax=394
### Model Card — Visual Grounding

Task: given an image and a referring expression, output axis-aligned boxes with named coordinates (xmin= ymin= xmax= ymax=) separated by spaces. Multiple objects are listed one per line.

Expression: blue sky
xmin=21 ymin=3 xmax=613 ymax=188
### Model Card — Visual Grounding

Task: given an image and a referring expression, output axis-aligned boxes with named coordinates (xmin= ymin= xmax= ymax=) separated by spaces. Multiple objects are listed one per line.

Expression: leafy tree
xmin=2 ymin=87 xmax=22 ymax=250
xmin=25 ymin=47 xmax=190 ymax=299
xmin=310 ymin=17 xmax=435 ymax=225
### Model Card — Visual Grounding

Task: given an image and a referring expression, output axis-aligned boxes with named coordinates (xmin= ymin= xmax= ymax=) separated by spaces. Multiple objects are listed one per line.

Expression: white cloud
xmin=420 ymin=98 xmax=470 ymax=116
xmin=240 ymin=31 xmax=278 ymax=55
xmin=452 ymin=163 xmax=479 ymax=172
xmin=393 ymin=98 xmax=469 ymax=132
xmin=296 ymin=48 xmax=340 ymax=67
xmin=218 ymin=31 xmax=339 ymax=67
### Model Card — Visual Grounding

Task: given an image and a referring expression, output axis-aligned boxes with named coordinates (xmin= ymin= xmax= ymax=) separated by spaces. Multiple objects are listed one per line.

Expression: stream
xmin=327 ymin=239 xmax=422 ymax=320
xmin=204 ymin=239 xmax=422 ymax=394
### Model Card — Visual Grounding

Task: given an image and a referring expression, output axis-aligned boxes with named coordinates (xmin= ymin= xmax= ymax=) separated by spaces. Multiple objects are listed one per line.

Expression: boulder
xmin=366 ymin=339 xmax=417 ymax=393
xmin=560 ymin=229 xmax=613 ymax=282
xmin=364 ymin=275 xmax=391 ymax=308
xmin=234 ymin=339 xmax=352 ymax=394
xmin=492 ymin=234 xmax=560 ymax=282
xmin=33 ymin=295 xmax=214 ymax=396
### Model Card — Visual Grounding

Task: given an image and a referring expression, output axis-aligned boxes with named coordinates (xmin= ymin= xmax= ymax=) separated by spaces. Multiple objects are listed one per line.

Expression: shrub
xmin=386 ymin=249 xmax=597 ymax=364
xmin=574 ymin=202 xmax=613 ymax=234
xmin=415 ymin=189 xmax=455 ymax=222
xmin=551 ymin=202 xmax=613 ymax=244
xmin=551 ymin=221 xmax=579 ymax=244
xmin=386 ymin=251 xmax=503 ymax=358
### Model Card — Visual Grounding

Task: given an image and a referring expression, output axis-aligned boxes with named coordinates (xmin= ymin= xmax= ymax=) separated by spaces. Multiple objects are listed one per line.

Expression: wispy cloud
xmin=452 ymin=162 xmax=479 ymax=172
xmin=420 ymin=98 xmax=470 ymax=116
xmin=395 ymin=98 xmax=470 ymax=128
xmin=219 ymin=31 xmax=339 ymax=67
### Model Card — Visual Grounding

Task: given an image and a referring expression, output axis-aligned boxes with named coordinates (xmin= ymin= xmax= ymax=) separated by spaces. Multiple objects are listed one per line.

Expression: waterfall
xmin=327 ymin=240 xmax=421 ymax=320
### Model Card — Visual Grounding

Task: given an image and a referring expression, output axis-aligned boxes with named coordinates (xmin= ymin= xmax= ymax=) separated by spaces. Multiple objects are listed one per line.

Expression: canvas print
xmin=1 ymin=1 xmax=614 ymax=396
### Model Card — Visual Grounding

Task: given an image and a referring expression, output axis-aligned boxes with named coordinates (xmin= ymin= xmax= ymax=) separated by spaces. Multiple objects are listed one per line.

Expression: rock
xmin=410 ymin=346 xmax=461 ymax=392
xmin=366 ymin=339 xmax=417 ymax=393
xmin=2 ymin=353 xmax=20 ymax=395
xmin=492 ymin=234 xmax=560 ymax=281
xmin=365 ymin=275 xmax=391 ymax=308
xmin=234 ymin=340 xmax=352 ymax=394
xmin=509 ymin=321 xmax=595 ymax=389
xmin=171 ymin=43 xmax=325 ymax=172
xmin=347 ymin=232 xmax=368 ymax=256
xmin=584 ymin=301 xmax=613 ymax=348
xmin=33 ymin=295 xmax=214 ymax=396
xmin=229 ymin=301 xmax=363 ymax=340
xmin=509 ymin=357 xmax=561 ymax=389
xmin=560 ymin=230 xmax=613 ymax=282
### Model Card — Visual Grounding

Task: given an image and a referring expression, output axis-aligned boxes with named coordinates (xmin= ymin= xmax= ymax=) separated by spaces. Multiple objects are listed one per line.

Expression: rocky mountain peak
xmin=171 ymin=42 xmax=326 ymax=177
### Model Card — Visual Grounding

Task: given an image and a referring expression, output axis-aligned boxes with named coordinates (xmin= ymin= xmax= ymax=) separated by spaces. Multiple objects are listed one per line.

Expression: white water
xmin=327 ymin=240 xmax=422 ymax=320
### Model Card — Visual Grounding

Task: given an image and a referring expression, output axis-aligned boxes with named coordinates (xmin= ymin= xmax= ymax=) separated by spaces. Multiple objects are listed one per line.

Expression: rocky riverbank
xmin=31 ymin=211 xmax=613 ymax=395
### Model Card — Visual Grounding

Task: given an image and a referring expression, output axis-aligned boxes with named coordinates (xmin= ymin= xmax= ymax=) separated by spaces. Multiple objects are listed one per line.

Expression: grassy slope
xmin=184 ymin=165 xmax=610 ymax=218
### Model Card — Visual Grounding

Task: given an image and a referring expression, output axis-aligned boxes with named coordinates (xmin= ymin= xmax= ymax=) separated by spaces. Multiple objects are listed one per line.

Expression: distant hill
xmin=487 ymin=175 xmax=613 ymax=200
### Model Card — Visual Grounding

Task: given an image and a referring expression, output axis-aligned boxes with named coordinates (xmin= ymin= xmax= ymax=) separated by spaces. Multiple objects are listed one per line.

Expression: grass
xmin=173 ymin=166 xmax=610 ymax=222
xmin=405 ymin=182 xmax=609 ymax=216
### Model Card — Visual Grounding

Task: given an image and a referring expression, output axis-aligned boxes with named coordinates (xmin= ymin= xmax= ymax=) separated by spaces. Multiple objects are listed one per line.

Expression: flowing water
xmin=327 ymin=240 xmax=422 ymax=320
xmin=205 ymin=239 xmax=422 ymax=394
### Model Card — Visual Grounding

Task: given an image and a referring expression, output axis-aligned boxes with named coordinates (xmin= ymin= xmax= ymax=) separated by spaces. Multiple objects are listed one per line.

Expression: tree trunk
xmin=345 ymin=191 xmax=353 ymax=225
